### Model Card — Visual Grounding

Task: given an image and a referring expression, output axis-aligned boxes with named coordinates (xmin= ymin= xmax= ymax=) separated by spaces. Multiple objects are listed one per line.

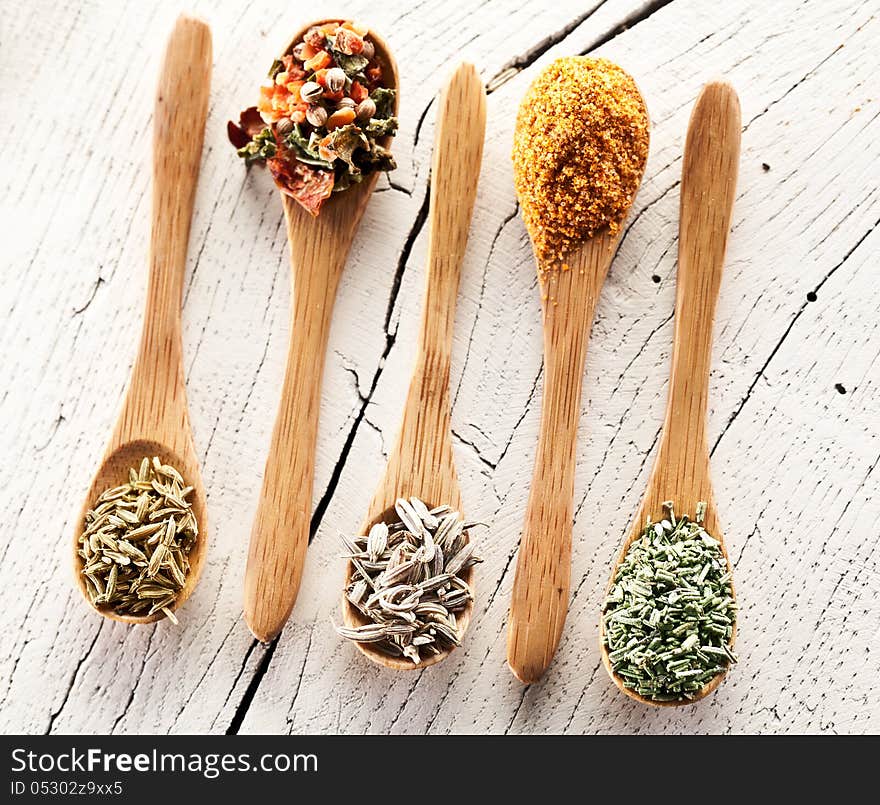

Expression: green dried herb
xmin=267 ymin=58 xmax=284 ymax=79
xmin=357 ymin=143 xmax=396 ymax=173
xmin=326 ymin=124 xmax=370 ymax=175
xmin=370 ymin=87 xmax=396 ymax=118
xmin=285 ymin=124 xmax=334 ymax=168
xmin=365 ymin=117 xmax=398 ymax=138
xmin=602 ymin=501 xmax=737 ymax=702
xmin=237 ymin=127 xmax=276 ymax=165
xmin=327 ymin=36 xmax=369 ymax=77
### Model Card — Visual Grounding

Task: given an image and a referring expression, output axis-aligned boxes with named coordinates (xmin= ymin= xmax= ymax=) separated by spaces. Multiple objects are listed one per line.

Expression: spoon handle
xmin=243 ymin=211 xmax=348 ymax=642
xmin=381 ymin=63 xmax=486 ymax=503
xmin=507 ymin=234 xmax=617 ymax=683
xmin=124 ymin=15 xmax=211 ymax=440
xmin=662 ymin=81 xmax=740 ymax=460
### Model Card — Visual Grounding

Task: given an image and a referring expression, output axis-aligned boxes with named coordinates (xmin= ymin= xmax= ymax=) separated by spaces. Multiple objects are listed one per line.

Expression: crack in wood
xmin=578 ymin=0 xmax=678 ymax=55
xmin=44 ymin=621 xmax=105 ymax=734
xmin=711 ymin=217 xmax=879 ymax=457
xmin=486 ymin=1 xmax=611 ymax=92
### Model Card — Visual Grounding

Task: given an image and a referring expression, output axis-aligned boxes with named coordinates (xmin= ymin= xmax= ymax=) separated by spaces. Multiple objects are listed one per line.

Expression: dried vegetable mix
xmin=512 ymin=57 xmax=649 ymax=274
xmin=77 ymin=458 xmax=198 ymax=623
xmin=228 ymin=20 xmax=398 ymax=216
xmin=602 ymin=502 xmax=737 ymax=701
xmin=337 ymin=498 xmax=483 ymax=664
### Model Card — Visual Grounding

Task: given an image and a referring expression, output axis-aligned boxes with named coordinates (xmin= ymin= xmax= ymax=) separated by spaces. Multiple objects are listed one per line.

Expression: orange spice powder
xmin=512 ymin=57 xmax=650 ymax=271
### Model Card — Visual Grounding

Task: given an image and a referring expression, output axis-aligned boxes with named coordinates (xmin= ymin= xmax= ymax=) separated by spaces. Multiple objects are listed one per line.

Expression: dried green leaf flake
xmin=369 ymin=87 xmax=396 ymax=118
xmin=237 ymin=127 xmax=277 ymax=166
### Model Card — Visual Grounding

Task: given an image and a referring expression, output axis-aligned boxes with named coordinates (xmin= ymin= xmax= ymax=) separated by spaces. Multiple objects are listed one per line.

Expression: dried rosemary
xmin=78 ymin=457 xmax=198 ymax=623
xmin=337 ymin=497 xmax=483 ymax=664
xmin=602 ymin=501 xmax=737 ymax=701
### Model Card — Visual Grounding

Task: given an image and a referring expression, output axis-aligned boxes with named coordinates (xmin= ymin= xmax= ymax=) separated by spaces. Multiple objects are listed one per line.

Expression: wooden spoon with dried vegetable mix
xmin=228 ymin=19 xmax=398 ymax=216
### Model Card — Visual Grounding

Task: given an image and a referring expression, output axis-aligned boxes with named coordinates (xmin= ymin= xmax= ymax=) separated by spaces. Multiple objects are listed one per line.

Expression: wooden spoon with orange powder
xmin=507 ymin=57 xmax=649 ymax=683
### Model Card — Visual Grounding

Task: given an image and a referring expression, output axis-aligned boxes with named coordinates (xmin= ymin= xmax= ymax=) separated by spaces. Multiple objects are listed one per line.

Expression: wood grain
xmin=342 ymin=62 xmax=487 ymax=669
xmin=600 ymin=79 xmax=741 ymax=705
xmin=3 ymin=0 xmax=879 ymax=736
xmin=243 ymin=22 xmax=400 ymax=643
xmin=71 ymin=14 xmax=212 ymax=624
xmin=506 ymin=232 xmax=624 ymax=682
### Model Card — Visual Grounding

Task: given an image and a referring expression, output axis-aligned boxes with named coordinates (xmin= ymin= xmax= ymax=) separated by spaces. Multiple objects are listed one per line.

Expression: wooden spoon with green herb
xmin=600 ymin=80 xmax=741 ymax=705
xmin=72 ymin=15 xmax=212 ymax=623
xmin=243 ymin=21 xmax=399 ymax=643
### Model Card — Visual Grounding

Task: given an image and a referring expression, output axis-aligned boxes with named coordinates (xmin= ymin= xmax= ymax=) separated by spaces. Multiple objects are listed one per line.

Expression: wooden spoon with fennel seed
xmin=341 ymin=62 xmax=487 ymax=669
xmin=506 ymin=58 xmax=650 ymax=684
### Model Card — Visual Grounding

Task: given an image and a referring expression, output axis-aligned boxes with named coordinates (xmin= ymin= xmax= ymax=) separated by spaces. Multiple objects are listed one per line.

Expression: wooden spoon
xmin=600 ymin=80 xmax=741 ymax=705
xmin=72 ymin=15 xmax=212 ymax=623
xmin=244 ymin=21 xmax=399 ymax=643
xmin=341 ymin=62 xmax=487 ymax=669
xmin=506 ymin=84 xmax=650 ymax=685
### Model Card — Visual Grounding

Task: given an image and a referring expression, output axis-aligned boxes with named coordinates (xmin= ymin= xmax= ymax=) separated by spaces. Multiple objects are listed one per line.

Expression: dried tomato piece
xmin=334 ymin=27 xmax=364 ymax=55
xmin=349 ymin=81 xmax=368 ymax=104
xmin=268 ymin=153 xmax=335 ymax=216
xmin=227 ymin=106 xmax=265 ymax=149
xmin=303 ymin=26 xmax=326 ymax=48
xmin=365 ymin=65 xmax=383 ymax=88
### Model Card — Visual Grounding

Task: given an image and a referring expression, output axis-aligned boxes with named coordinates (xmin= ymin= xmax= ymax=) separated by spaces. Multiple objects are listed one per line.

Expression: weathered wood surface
xmin=1 ymin=0 xmax=878 ymax=734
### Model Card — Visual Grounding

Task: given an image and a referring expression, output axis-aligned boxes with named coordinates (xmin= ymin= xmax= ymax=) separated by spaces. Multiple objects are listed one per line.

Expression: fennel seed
xmin=337 ymin=498 xmax=484 ymax=664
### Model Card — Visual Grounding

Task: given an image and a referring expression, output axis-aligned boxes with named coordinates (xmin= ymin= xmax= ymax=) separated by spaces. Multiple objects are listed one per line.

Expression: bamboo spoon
xmin=244 ymin=21 xmax=399 ymax=643
xmin=341 ymin=63 xmax=487 ymax=669
xmin=600 ymin=80 xmax=741 ymax=705
xmin=72 ymin=15 xmax=212 ymax=622
xmin=506 ymin=85 xmax=650 ymax=686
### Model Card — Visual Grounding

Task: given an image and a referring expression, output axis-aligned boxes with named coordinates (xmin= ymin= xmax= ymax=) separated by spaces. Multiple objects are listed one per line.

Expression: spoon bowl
xmin=344 ymin=501 xmax=476 ymax=671
xmin=73 ymin=439 xmax=208 ymax=624
xmin=600 ymin=80 xmax=741 ymax=705
xmin=340 ymin=62 xmax=486 ymax=669
xmin=72 ymin=15 xmax=212 ymax=623
xmin=244 ymin=20 xmax=399 ymax=643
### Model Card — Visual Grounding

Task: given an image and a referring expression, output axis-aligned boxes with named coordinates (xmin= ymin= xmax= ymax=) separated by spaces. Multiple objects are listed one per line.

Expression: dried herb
xmin=370 ymin=87 xmax=396 ymax=118
xmin=325 ymin=124 xmax=370 ymax=175
xmin=78 ymin=457 xmax=198 ymax=624
xmin=267 ymin=58 xmax=285 ymax=79
xmin=285 ymin=124 xmax=334 ymax=168
xmin=602 ymin=501 xmax=737 ymax=701
xmin=237 ymin=127 xmax=276 ymax=165
xmin=227 ymin=20 xmax=398 ymax=216
xmin=326 ymin=36 xmax=369 ymax=77
xmin=337 ymin=498 xmax=484 ymax=664
xmin=365 ymin=117 xmax=398 ymax=138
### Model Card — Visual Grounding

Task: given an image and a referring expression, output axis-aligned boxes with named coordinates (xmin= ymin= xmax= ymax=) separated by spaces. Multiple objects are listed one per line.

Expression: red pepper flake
xmin=227 ymin=106 xmax=265 ymax=149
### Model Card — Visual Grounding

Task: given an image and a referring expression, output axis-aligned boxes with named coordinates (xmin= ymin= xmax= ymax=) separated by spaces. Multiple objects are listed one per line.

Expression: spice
xmin=227 ymin=19 xmax=398 ymax=216
xmin=602 ymin=502 xmax=736 ymax=702
xmin=77 ymin=457 xmax=198 ymax=623
xmin=512 ymin=57 xmax=649 ymax=272
xmin=337 ymin=498 xmax=484 ymax=664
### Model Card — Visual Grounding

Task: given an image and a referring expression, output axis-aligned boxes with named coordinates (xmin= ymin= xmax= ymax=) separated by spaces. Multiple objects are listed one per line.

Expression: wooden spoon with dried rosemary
xmin=600 ymin=80 xmax=741 ymax=706
xmin=72 ymin=15 xmax=212 ymax=624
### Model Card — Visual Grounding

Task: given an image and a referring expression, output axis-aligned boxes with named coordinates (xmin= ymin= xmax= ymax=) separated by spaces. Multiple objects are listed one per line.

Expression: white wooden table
xmin=3 ymin=0 xmax=878 ymax=735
